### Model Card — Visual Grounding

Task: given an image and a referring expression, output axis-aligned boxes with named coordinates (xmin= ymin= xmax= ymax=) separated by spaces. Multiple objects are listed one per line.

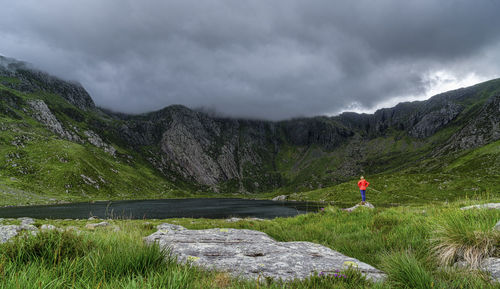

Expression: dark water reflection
xmin=0 ymin=198 xmax=322 ymax=219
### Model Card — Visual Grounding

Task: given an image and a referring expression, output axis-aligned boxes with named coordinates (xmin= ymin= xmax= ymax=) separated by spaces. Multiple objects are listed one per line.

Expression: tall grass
xmin=431 ymin=209 xmax=500 ymax=268
xmin=380 ymin=251 xmax=434 ymax=289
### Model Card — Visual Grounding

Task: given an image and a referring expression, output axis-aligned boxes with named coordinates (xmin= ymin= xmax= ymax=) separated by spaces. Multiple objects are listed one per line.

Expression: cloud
xmin=1 ymin=0 xmax=500 ymax=120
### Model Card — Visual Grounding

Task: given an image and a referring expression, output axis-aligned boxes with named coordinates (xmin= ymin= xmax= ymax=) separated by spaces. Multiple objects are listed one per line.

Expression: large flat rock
xmin=144 ymin=223 xmax=386 ymax=282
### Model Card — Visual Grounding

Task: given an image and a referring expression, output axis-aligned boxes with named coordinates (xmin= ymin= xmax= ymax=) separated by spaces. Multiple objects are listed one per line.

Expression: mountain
xmin=1 ymin=55 xmax=499 ymax=205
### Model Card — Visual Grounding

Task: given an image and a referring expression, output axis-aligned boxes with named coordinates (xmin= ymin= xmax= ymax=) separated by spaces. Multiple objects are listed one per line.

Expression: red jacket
xmin=358 ymin=179 xmax=370 ymax=190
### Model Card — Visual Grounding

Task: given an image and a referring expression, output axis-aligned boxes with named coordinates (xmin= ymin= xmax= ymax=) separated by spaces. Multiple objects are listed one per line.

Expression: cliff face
xmin=111 ymin=79 xmax=500 ymax=192
xmin=2 ymin=56 xmax=499 ymax=194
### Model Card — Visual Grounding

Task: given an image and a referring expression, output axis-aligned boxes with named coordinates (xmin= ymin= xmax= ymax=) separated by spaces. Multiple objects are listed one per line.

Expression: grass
xmin=431 ymin=209 xmax=500 ymax=268
xmin=2 ymin=198 xmax=498 ymax=288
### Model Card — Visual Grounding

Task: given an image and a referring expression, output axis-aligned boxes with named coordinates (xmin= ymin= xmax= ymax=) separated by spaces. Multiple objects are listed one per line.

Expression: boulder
xmin=18 ymin=217 xmax=35 ymax=225
xmin=144 ymin=223 xmax=386 ymax=282
xmin=41 ymin=224 xmax=57 ymax=231
xmin=272 ymin=195 xmax=287 ymax=201
xmin=85 ymin=222 xmax=110 ymax=230
xmin=460 ymin=203 xmax=500 ymax=210
xmin=0 ymin=222 xmax=39 ymax=244
xmin=0 ymin=225 xmax=21 ymax=244
xmin=342 ymin=202 xmax=375 ymax=212
xmin=481 ymin=258 xmax=500 ymax=283
xmin=494 ymin=220 xmax=500 ymax=232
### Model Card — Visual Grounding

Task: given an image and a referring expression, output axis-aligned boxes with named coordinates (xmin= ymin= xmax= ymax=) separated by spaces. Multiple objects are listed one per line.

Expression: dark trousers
xmin=360 ymin=190 xmax=366 ymax=202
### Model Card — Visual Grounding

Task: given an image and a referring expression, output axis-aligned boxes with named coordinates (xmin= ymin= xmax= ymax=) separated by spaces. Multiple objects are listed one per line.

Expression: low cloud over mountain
xmin=1 ymin=0 xmax=500 ymax=119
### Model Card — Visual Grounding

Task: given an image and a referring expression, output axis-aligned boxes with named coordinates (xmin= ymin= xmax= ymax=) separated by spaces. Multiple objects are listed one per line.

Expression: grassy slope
xmin=285 ymin=140 xmax=500 ymax=205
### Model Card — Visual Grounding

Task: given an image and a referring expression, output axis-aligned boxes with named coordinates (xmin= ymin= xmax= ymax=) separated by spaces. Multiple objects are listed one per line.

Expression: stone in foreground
xmin=144 ymin=223 xmax=386 ymax=282
xmin=482 ymin=258 xmax=500 ymax=283
xmin=460 ymin=203 xmax=500 ymax=210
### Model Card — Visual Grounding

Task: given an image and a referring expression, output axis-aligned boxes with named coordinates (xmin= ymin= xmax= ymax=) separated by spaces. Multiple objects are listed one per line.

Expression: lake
xmin=0 ymin=198 xmax=322 ymax=219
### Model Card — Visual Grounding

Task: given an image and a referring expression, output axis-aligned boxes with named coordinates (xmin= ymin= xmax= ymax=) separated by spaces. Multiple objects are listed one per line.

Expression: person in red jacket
xmin=357 ymin=176 xmax=370 ymax=204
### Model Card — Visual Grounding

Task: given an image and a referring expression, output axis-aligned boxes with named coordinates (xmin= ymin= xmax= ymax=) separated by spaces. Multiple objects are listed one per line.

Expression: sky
xmin=1 ymin=0 xmax=500 ymax=120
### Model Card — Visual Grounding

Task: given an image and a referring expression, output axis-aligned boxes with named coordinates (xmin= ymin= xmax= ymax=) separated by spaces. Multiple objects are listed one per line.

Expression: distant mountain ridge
xmin=0 ymin=56 xmax=499 ymax=204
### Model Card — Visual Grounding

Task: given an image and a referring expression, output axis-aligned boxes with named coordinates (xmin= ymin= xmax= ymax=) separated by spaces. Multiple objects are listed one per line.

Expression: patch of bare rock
xmin=342 ymin=202 xmax=375 ymax=212
xmin=144 ymin=223 xmax=386 ymax=282
xmin=460 ymin=203 xmax=500 ymax=210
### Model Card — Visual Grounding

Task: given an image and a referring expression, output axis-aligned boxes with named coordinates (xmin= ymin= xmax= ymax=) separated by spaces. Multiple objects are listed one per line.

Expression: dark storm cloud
xmin=1 ymin=0 xmax=500 ymax=120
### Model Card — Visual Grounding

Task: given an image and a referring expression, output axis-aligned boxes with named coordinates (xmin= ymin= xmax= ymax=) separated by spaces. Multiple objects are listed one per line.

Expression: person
xmin=357 ymin=176 xmax=370 ymax=205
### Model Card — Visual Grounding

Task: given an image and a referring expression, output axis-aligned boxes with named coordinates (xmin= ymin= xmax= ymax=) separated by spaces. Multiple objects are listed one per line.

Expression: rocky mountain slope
xmin=1 ymin=55 xmax=499 ymax=204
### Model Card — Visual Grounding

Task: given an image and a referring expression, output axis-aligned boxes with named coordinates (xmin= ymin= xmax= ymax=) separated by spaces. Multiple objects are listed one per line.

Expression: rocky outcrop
xmin=28 ymin=99 xmax=82 ymax=142
xmin=144 ymin=223 xmax=386 ymax=282
xmin=84 ymin=130 xmax=116 ymax=156
xmin=441 ymin=94 xmax=500 ymax=151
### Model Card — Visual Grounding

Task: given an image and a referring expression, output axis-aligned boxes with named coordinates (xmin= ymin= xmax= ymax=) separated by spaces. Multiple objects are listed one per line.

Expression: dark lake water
xmin=0 ymin=198 xmax=322 ymax=219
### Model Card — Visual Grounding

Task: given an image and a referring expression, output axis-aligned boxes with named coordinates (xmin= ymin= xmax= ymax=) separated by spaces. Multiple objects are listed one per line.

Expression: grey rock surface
xmin=41 ymin=224 xmax=57 ymax=231
xmin=84 ymin=130 xmax=116 ymax=156
xmin=482 ymin=257 xmax=500 ymax=283
xmin=460 ymin=203 xmax=500 ymax=210
xmin=225 ymin=217 xmax=265 ymax=223
xmin=85 ymin=221 xmax=110 ymax=229
xmin=144 ymin=223 xmax=386 ymax=282
xmin=494 ymin=220 xmax=500 ymax=231
xmin=28 ymin=100 xmax=82 ymax=142
xmin=343 ymin=202 xmax=375 ymax=212
xmin=272 ymin=195 xmax=287 ymax=201
xmin=18 ymin=217 xmax=34 ymax=226
xmin=0 ymin=225 xmax=21 ymax=244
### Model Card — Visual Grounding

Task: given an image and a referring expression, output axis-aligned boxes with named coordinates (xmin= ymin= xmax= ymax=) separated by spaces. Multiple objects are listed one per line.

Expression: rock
xmin=85 ymin=222 xmax=110 ymax=230
xmin=0 ymin=225 xmax=21 ymax=244
xmin=28 ymin=100 xmax=82 ymax=142
xmin=481 ymin=258 xmax=500 ymax=283
xmin=20 ymin=224 xmax=38 ymax=231
xmin=0 ymin=222 xmax=40 ymax=243
xmin=88 ymin=216 xmax=99 ymax=220
xmin=84 ymin=130 xmax=116 ymax=156
xmin=342 ymin=202 xmax=375 ymax=212
xmin=18 ymin=217 xmax=34 ymax=226
xmin=41 ymin=224 xmax=57 ymax=231
xmin=157 ymin=223 xmax=186 ymax=232
xmin=494 ymin=221 xmax=500 ymax=231
xmin=460 ymin=203 xmax=500 ymax=210
xmin=225 ymin=217 xmax=265 ymax=223
xmin=65 ymin=226 xmax=80 ymax=233
xmin=272 ymin=195 xmax=287 ymax=201
xmin=144 ymin=223 xmax=386 ymax=282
